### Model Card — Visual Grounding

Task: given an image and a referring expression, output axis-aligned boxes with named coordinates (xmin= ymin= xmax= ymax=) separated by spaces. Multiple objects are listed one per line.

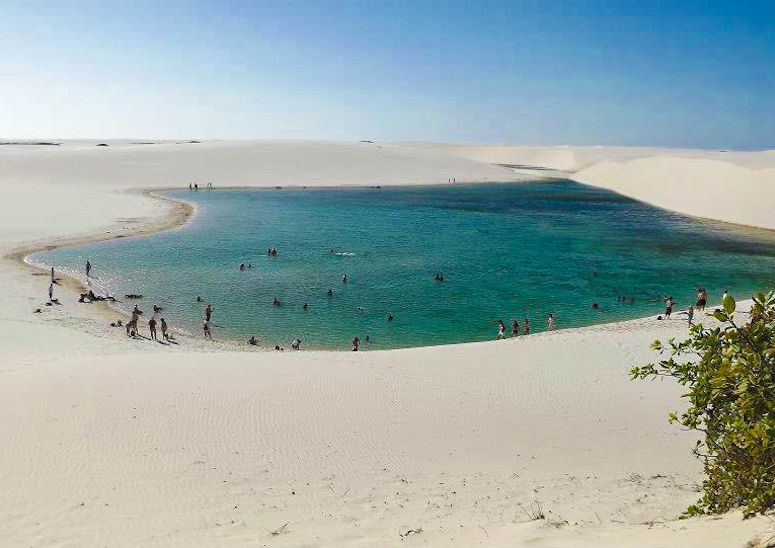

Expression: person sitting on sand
xmin=148 ymin=317 xmax=157 ymax=340
xmin=291 ymin=338 xmax=301 ymax=350
xmin=160 ymin=318 xmax=168 ymax=340
xmin=203 ymin=320 xmax=212 ymax=340
xmin=248 ymin=336 xmax=258 ymax=345
xmin=547 ymin=313 xmax=556 ymax=331
xmin=511 ymin=319 xmax=519 ymax=337
xmin=497 ymin=320 xmax=506 ymax=339
xmin=352 ymin=336 xmax=360 ymax=351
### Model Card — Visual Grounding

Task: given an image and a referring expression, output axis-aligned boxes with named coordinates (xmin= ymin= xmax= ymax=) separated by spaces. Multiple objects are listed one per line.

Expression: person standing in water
xmin=547 ymin=313 xmax=556 ymax=331
xmin=85 ymin=260 xmax=91 ymax=279
xmin=203 ymin=320 xmax=213 ymax=340
xmin=205 ymin=304 xmax=213 ymax=322
xmin=148 ymin=317 xmax=157 ymax=340
xmin=160 ymin=318 xmax=169 ymax=340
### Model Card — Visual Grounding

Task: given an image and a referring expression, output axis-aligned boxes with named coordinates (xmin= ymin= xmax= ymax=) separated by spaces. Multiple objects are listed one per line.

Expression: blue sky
xmin=1 ymin=0 xmax=773 ymax=148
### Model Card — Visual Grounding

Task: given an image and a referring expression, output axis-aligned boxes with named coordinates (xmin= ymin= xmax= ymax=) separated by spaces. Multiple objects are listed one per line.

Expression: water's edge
xmin=10 ymin=182 xmax=773 ymax=353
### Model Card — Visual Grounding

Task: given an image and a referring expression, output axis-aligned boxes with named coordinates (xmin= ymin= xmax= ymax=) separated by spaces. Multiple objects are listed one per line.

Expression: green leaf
xmin=722 ymin=294 xmax=736 ymax=315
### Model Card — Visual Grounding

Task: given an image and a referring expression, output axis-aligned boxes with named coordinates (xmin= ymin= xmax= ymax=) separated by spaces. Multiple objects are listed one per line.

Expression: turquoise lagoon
xmin=30 ymin=182 xmax=775 ymax=349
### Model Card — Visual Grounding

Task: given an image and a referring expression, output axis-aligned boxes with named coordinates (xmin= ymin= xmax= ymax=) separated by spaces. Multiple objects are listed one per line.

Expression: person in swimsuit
xmin=524 ymin=317 xmax=531 ymax=334
xmin=352 ymin=336 xmax=360 ymax=351
xmin=205 ymin=304 xmax=213 ymax=321
xmin=497 ymin=320 xmax=506 ymax=339
xmin=511 ymin=319 xmax=519 ymax=337
xmin=203 ymin=320 xmax=213 ymax=340
xmin=148 ymin=317 xmax=157 ymax=340
xmin=547 ymin=313 xmax=556 ymax=331
xmin=160 ymin=318 xmax=169 ymax=340
xmin=664 ymin=296 xmax=674 ymax=319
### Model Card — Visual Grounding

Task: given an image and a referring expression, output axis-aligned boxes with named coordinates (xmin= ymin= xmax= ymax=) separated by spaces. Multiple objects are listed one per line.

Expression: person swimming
xmin=342 ymin=274 xmax=348 ymax=283
xmin=302 ymin=302 xmax=308 ymax=310
xmin=387 ymin=312 xmax=394 ymax=322
xmin=272 ymin=297 xmax=281 ymax=306
xmin=248 ymin=336 xmax=258 ymax=345
xmin=327 ymin=288 xmax=334 ymax=298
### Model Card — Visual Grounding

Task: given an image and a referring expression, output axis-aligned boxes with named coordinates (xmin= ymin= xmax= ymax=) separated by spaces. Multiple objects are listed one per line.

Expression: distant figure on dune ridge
xmin=547 ymin=313 xmax=556 ymax=331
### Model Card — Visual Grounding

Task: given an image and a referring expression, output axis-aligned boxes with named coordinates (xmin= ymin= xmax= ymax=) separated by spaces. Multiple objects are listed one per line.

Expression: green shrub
xmin=631 ymin=291 xmax=775 ymax=517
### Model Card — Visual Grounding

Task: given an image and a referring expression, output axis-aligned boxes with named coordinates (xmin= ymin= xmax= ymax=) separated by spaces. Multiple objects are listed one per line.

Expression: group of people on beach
xmin=495 ymin=315 xmax=539 ymax=339
xmin=188 ymin=181 xmax=214 ymax=190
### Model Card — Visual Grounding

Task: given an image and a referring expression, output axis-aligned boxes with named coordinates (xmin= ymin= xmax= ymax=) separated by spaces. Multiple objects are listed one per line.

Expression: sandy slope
xmin=0 ymin=140 xmax=772 ymax=546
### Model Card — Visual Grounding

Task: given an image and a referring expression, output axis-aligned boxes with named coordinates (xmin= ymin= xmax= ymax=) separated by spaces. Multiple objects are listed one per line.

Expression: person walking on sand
xmin=48 ymin=282 xmax=54 ymax=302
xmin=50 ymin=267 xmax=55 ymax=283
xmin=664 ymin=296 xmax=674 ymax=319
xmin=524 ymin=317 xmax=531 ymax=334
xmin=687 ymin=305 xmax=695 ymax=326
xmin=511 ymin=319 xmax=519 ymax=337
xmin=160 ymin=318 xmax=169 ymax=340
xmin=148 ymin=317 xmax=157 ymax=340
xmin=497 ymin=319 xmax=506 ymax=339
xmin=203 ymin=320 xmax=213 ymax=340
xmin=547 ymin=313 xmax=556 ymax=331
xmin=352 ymin=336 xmax=360 ymax=351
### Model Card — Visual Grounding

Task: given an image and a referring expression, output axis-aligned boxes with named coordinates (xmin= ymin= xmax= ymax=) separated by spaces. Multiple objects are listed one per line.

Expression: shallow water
xmin=31 ymin=181 xmax=775 ymax=349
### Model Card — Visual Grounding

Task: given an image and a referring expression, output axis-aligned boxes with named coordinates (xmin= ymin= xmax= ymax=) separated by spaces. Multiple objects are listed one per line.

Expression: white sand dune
xmin=412 ymin=142 xmax=775 ymax=229
xmin=0 ymin=140 xmax=772 ymax=546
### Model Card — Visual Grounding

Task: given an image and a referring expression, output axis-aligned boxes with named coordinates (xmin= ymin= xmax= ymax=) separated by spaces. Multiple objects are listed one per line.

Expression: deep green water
xmin=30 ymin=182 xmax=775 ymax=349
